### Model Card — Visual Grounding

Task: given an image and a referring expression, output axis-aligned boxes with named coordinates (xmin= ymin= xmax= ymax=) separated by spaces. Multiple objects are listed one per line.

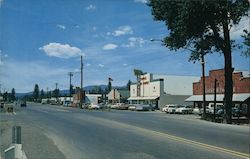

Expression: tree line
xmin=0 ymin=88 xmax=16 ymax=102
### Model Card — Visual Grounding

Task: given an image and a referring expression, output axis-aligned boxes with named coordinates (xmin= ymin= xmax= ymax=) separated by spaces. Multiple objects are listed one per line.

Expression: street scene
xmin=0 ymin=0 xmax=249 ymax=159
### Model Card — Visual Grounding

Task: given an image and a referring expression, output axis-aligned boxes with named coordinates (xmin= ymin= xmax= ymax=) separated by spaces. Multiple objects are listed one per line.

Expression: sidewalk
xmin=0 ymin=120 xmax=65 ymax=159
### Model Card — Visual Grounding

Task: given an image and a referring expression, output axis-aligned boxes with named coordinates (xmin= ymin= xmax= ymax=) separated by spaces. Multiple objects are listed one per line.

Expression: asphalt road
xmin=1 ymin=103 xmax=249 ymax=159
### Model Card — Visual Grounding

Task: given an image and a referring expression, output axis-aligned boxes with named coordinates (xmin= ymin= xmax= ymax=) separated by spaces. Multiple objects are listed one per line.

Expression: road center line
xmin=35 ymin=109 xmax=49 ymax=114
xmin=75 ymin=115 xmax=249 ymax=159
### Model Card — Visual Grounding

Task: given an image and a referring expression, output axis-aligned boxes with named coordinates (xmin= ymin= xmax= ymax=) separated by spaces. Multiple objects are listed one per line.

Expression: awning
xmin=185 ymin=93 xmax=250 ymax=102
xmin=128 ymin=96 xmax=159 ymax=100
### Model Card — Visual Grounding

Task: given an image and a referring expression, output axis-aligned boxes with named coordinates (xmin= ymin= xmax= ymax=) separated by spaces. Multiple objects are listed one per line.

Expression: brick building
xmin=186 ymin=69 xmax=250 ymax=115
xmin=72 ymin=87 xmax=85 ymax=107
xmin=193 ymin=69 xmax=250 ymax=95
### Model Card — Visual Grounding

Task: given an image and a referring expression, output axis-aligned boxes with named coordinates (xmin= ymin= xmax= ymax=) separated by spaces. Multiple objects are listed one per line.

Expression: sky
xmin=0 ymin=0 xmax=249 ymax=93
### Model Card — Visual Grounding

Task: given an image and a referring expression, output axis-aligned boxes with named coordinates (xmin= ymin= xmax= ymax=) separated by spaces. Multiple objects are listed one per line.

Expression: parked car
xmin=162 ymin=106 xmax=168 ymax=112
xmin=82 ymin=103 xmax=90 ymax=109
xmin=207 ymin=103 xmax=224 ymax=114
xmin=193 ymin=107 xmax=202 ymax=115
xmin=20 ymin=101 xmax=27 ymax=107
xmin=41 ymin=99 xmax=48 ymax=104
xmin=135 ymin=104 xmax=150 ymax=111
xmin=0 ymin=102 xmax=4 ymax=109
xmin=116 ymin=104 xmax=129 ymax=110
xmin=232 ymin=107 xmax=243 ymax=117
xmin=88 ymin=103 xmax=100 ymax=110
xmin=176 ymin=105 xmax=193 ymax=114
xmin=110 ymin=103 xmax=128 ymax=110
xmin=216 ymin=109 xmax=224 ymax=117
xmin=216 ymin=107 xmax=243 ymax=117
xmin=165 ymin=104 xmax=178 ymax=114
xmin=128 ymin=105 xmax=136 ymax=111
xmin=110 ymin=104 xmax=119 ymax=109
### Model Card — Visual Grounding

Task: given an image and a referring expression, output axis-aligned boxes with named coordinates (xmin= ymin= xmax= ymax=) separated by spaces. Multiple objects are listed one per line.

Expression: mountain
xmin=16 ymin=85 xmax=127 ymax=97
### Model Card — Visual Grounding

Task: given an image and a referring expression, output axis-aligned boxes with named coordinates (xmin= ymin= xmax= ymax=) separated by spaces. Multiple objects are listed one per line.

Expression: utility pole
xmin=201 ymin=54 xmax=206 ymax=119
xmin=55 ymin=82 xmax=58 ymax=100
xmin=213 ymin=78 xmax=217 ymax=122
xmin=46 ymin=87 xmax=49 ymax=99
xmin=68 ymin=72 xmax=73 ymax=103
xmin=80 ymin=55 xmax=83 ymax=108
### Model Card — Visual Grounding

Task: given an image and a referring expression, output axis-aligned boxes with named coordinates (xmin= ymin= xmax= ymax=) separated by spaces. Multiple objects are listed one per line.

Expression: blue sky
xmin=0 ymin=0 xmax=249 ymax=93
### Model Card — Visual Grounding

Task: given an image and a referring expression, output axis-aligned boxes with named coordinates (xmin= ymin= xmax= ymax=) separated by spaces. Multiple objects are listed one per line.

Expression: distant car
xmin=135 ymin=104 xmax=150 ymax=111
xmin=88 ymin=103 xmax=100 ymax=110
xmin=82 ymin=103 xmax=90 ymax=109
xmin=128 ymin=105 xmax=136 ymax=111
xmin=176 ymin=105 xmax=193 ymax=114
xmin=193 ymin=107 xmax=202 ymax=115
xmin=162 ymin=106 xmax=168 ymax=112
xmin=232 ymin=107 xmax=243 ymax=117
xmin=0 ymin=102 xmax=4 ymax=109
xmin=215 ymin=107 xmax=243 ymax=117
xmin=20 ymin=101 xmax=27 ymax=107
xmin=110 ymin=103 xmax=123 ymax=109
xmin=116 ymin=104 xmax=129 ymax=110
xmin=207 ymin=103 xmax=224 ymax=114
xmin=216 ymin=109 xmax=224 ymax=117
xmin=110 ymin=104 xmax=119 ymax=109
xmin=41 ymin=99 xmax=48 ymax=104
xmin=165 ymin=104 xmax=178 ymax=114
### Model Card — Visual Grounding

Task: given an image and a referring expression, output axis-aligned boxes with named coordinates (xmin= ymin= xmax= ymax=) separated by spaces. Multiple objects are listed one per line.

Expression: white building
xmin=128 ymin=73 xmax=199 ymax=109
xmin=153 ymin=74 xmax=200 ymax=95
xmin=85 ymin=94 xmax=102 ymax=105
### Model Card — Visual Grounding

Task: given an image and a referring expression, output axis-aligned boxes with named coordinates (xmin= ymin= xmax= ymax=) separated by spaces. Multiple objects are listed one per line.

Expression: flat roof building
xmin=128 ymin=72 xmax=200 ymax=109
xmin=185 ymin=69 xmax=250 ymax=115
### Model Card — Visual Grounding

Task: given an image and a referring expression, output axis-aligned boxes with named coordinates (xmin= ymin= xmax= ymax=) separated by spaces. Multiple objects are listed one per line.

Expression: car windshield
xmin=0 ymin=1 xmax=249 ymax=159
xmin=169 ymin=105 xmax=176 ymax=108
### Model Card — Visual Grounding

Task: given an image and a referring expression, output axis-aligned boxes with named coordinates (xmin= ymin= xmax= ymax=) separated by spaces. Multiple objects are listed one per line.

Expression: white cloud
xmin=85 ymin=4 xmax=96 ymax=11
xmin=122 ymin=63 xmax=127 ymax=66
xmin=102 ymin=43 xmax=118 ymax=50
xmin=73 ymin=68 xmax=80 ymax=72
xmin=56 ymin=24 xmax=66 ymax=30
xmin=92 ymin=26 xmax=97 ymax=31
xmin=39 ymin=43 xmax=84 ymax=59
xmin=0 ymin=0 xmax=3 ymax=7
xmin=98 ymin=64 xmax=104 ymax=68
xmin=85 ymin=63 xmax=91 ymax=67
xmin=230 ymin=17 xmax=249 ymax=40
xmin=112 ymin=25 xmax=133 ymax=36
xmin=134 ymin=0 xmax=148 ymax=4
xmin=0 ymin=52 xmax=8 ymax=66
xmin=121 ymin=37 xmax=146 ymax=48
xmin=75 ymin=25 xmax=80 ymax=29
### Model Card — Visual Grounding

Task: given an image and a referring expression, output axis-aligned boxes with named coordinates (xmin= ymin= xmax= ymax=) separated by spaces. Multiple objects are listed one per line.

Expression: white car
xmin=88 ymin=103 xmax=100 ymax=109
xmin=128 ymin=105 xmax=136 ymax=111
xmin=165 ymin=104 xmax=178 ymax=114
xmin=175 ymin=105 xmax=193 ymax=114
xmin=193 ymin=107 xmax=202 ymax=115
xmin=162 ymin=106 xmax=168 ymax=112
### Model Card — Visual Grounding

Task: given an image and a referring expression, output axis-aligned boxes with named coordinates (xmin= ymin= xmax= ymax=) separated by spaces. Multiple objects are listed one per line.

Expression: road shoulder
xmin=0 ymin=119 xmax=65 ymax=159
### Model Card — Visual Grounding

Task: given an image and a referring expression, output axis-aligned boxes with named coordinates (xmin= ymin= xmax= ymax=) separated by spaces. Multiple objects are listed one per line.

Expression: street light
xmin=150 ymin=38 xmax=163 ymax=42
xmin=150 ymin=38 xmax=207 ymax=118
